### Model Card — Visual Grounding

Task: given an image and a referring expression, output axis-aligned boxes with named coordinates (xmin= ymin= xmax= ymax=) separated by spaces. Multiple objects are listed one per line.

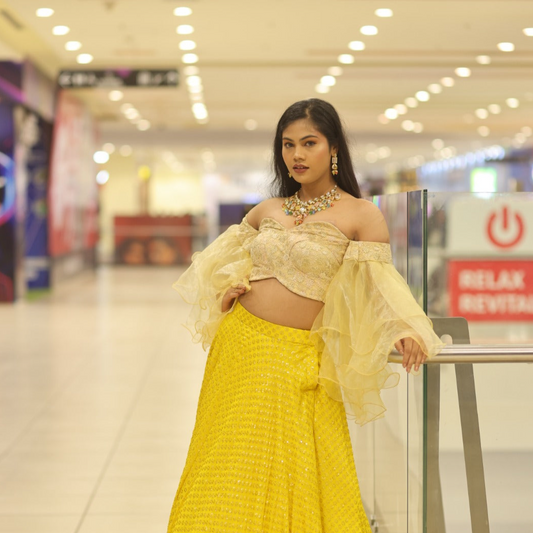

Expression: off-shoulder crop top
xmin=246 ymin=217 xmax=392 ymax=302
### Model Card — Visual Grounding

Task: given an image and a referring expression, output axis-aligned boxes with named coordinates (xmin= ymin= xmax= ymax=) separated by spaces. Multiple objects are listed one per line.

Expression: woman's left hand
xmin=394 ymin=338 xmax=427 ymax=373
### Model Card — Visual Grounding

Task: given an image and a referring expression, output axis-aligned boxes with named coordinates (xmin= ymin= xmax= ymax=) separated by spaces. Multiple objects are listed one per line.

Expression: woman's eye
xmin=283 ymin=142 xmax=293 ymax=148
xmin=305 ymin=141 xmax=316 ymax=147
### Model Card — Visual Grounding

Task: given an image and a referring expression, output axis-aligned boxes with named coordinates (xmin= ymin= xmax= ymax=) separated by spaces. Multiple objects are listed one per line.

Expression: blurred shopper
xmin=168 ymin=99 xmax=443 ymax=532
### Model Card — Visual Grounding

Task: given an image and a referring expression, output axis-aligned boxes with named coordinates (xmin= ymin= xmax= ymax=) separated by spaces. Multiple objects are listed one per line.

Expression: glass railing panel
xmin=350 ymin=191 xmax=427 ymax=533
xmin=438 ymin=362 xmax=533 ymax=533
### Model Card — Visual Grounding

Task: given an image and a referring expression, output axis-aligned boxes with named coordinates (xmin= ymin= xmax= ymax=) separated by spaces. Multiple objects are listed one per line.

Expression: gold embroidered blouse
xmin=173 ymin=216 xmax=444 ymax=425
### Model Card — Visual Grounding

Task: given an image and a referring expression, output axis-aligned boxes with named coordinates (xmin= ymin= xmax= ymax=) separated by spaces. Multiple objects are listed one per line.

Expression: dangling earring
xmin=331 ymin=154 xmax=338 ymax=176
xmin=288 ymin=171 xmax=293 ymax=179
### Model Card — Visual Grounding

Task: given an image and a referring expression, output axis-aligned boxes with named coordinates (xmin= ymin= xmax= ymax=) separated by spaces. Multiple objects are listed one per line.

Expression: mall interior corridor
xmin=0 ymin=266 xmax=200 ymax=533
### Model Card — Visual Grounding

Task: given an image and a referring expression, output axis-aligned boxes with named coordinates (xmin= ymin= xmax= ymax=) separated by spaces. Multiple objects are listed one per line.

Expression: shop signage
xmin=449 ymin=260 xmax=533 ymax=321
xmin=447 ymin=197 xmax=532 ymax=256
xmin=58 ymin=69 xmax=179 ymax=88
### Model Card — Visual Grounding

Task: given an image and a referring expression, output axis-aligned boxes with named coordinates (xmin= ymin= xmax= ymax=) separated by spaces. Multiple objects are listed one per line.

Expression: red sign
xmin=449 ymin=260 xmax=533 ymax=321
xmin=486 ymin=205 xmax=525 ymax=249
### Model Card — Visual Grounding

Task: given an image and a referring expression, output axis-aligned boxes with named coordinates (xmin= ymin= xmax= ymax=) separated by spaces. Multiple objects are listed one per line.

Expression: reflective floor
xmin=0 ymin=267 xmax=199 ymax=533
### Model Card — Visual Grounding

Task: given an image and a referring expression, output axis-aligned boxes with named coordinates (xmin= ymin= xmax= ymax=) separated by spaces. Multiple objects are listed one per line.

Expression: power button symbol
xmin=486 ymin=206 xmax=525 ymax=249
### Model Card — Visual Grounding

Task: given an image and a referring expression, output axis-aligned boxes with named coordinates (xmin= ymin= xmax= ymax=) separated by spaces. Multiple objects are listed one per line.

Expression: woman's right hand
xmin=221 ymin=284 xmax=248 ymax=312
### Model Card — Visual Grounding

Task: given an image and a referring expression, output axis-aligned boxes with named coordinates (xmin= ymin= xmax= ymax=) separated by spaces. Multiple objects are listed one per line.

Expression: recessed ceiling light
xmin=377 ymin=114 xmax=389 ymax=124
xmin=36 ymin=8 xmax=54 ymax=17
xmin=475 ymin=109 xmax=489 ymax=119
xmin=52 ymin=25 xmax=70 ymax=35
xmin=177 ymin=25 xmax=194 ymax=35
xmin=394 ymin=104 xmax=407 ymax=114
xmin=440 ymin=77 xmax=455 ymax=87
xmin=119 ymin=145 xmax=133 ymax=157
xmin=384 ymin=108 xmax=398 ymax=120
xmin=320 ymin=75 xmax=336 ymax=87
xmin=338 ymin=54 xmax=354 ymax=64
xmin=327 ymin=66 xmax=343 ymax=76
xmin=93 ymin=151 xmax=109 ymax=164
xmin=182 ymin=53 xmax=199 ymax=64
xmin=506 ymin=98 xmax=520 ymax=108
xmin=488 ymin=104 xmax=501 ymax=114
xmin=109 ymin=90 xmax=123 ymax=102
xmin=455 ymin=67 xmax=471 ymax=77
xmin=183 ymin=66 xmax=199 ymax=76
xmin=186 ymin=75 xmax=202 ymax=87
xmin=179 ymin=40 xmax=196 ymax=51
xmin=415 ymin=91 xmax=430 ymax=102
xmin=348 ymin=41 xmax=365 ymax=51
xmin=188 ymin=85 xmax=203 ymax=94
xmin=174 ymin=7 xmax=192 ymax=16
xmin=428 ymin=83 xmax=442 ymax=94
xmin=315 ymin=84 xmax=330 ymax=94
xmin=497 ymin=42 xmax=515 ymax=52
xmin=192 ymin=103 xmax=208 ymax=120
xmin=478 ymin=126 xmax=490 ymax=137
xmin=432 ymin=139 xmax=444 ymax=150
xmin=413 ymin=123 xmax=424 ymax=133
xmin=476 ymin=55 xmax=491 ymax=65
xmin=377 ymin=147 xmax=391 ymax=158
xmin=245 ymin=119 xmax=258 ymax=131
xmin=402 ymin=120 xmax=414 ymax=132
xmin=366 ymin=152 xmax=378 ymax=163
xmin=125 ymin=108 xmax=139 ymax=119
xmin=65 ymin=41 xmax=82 ymax=51
xmin=360 ymin=25 xmax=378 ymax=36
xmin=77 ymin=53 xmax=93 ymax=64
xmin=523 ymin=28 xmax=533 ymax=37
xmin=375 ymin=8 xmax=393 ymax=17
xmin=96 ymin=170 xmax=109 ymax=185
xmin=137 ymin=120 xmax=151 ymax=131
xmin=405 ymin=97 xmax=418 ymax=108
xmin=102 ymin=143 xmax=115 ymax=154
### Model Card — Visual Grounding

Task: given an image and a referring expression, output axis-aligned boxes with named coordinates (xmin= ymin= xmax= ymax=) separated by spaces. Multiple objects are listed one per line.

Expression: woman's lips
xmin=293 ymin=166 xmax=308 ymax=174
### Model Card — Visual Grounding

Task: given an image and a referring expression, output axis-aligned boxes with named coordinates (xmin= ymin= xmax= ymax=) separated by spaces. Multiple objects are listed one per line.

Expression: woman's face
xmin=281 ymin=118 xmax=336 ymax=188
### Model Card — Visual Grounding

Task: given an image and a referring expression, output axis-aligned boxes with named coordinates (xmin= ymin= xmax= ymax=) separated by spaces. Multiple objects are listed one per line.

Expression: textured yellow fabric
xmin=167 ymin=303 xmax=372 ymax=533
xmin=311 ymin=246 xmax=445 ymax=426
xmin=173 ymin=221 xmax=257 ymax=350
xmin=249 ymin=217 xmax=347 ymax=302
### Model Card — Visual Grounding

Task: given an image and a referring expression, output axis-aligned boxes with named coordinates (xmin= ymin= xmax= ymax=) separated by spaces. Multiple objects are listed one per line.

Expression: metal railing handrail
xmin=389 ymin=344 xmax=533 ymax=364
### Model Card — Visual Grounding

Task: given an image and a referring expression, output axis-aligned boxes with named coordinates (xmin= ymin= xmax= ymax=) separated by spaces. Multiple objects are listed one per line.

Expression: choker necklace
xmin=281 ymin=185 xmax=341 ymax=226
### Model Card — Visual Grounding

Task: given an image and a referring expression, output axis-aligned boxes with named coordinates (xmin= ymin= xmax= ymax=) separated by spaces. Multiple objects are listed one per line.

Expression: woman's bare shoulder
xmin=341 ymin=195 xmax=390 ymax=243
xmin=245 ymin=197 xmax=283 ymax=229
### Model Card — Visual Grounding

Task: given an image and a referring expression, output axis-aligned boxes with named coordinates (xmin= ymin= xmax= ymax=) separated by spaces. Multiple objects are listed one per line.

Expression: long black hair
xmin=271 ymin=98 xmax=361 ymax=198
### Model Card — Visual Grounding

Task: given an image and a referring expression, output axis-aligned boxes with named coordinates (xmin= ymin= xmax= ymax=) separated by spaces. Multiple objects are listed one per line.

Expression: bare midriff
xmin=238 ymin=278 xmax=323 ymax=330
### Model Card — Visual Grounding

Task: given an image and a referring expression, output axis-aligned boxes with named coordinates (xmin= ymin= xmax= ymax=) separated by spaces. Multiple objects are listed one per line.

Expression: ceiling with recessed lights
xmin=0 ymin=0 xmax=532 ymax=179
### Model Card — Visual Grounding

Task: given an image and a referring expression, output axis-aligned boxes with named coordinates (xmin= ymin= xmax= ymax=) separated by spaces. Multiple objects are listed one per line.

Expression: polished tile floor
xmin=0 ymin=267 xmax=201 ymax=533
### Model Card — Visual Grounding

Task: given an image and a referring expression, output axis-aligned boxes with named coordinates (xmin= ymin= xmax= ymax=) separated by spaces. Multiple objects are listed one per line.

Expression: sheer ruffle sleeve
xmin=311 ymin=241 xmax=444 ymax=426
xmin=173 ymin=217 xmax=257 ymax=350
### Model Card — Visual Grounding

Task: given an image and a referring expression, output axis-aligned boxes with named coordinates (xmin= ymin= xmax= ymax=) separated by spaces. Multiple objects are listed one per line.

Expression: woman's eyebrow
xmin=282 ymin=135 xmax=319 ymax=141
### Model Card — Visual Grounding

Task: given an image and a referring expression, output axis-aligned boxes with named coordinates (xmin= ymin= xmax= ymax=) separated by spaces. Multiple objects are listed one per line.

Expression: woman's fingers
xmin=221 ymin=285 xmax=248 ymax=312
xmin=401 ymin=338 xmax=427 ymax=373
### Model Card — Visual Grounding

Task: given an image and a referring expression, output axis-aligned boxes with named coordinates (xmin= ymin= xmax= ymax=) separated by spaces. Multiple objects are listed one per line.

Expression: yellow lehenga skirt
xmin=167 ymin=302 xmax=372 ymax=533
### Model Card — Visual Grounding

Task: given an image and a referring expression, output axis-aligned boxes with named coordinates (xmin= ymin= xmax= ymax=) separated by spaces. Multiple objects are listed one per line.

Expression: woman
xmin=168 ymin=99 xmax=443 ymax=532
